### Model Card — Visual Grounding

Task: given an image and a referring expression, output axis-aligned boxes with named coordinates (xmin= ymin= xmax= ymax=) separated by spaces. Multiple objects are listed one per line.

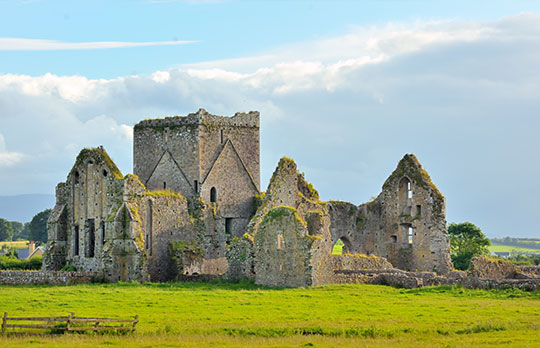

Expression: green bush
xmin=0 ymin=256 xmax=42 ymax=270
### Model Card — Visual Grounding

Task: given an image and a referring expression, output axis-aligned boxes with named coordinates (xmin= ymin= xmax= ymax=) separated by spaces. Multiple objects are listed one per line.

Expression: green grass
xmin=489 ymin=244 xmax=540 ymax=254
xmin=332 ymin=239 xmax=343 ymax=255
xmin=0 ymin=282 xmax=539 ymax=347
xmin=0 ymin=241 xmax=29 ymax=250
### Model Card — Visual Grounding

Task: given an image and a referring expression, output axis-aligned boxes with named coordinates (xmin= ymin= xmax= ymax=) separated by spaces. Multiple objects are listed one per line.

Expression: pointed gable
xmin=202 ymin=140 xmax=258 ymax=193
xmin=146 ymin=150 xmax=193 ymax=196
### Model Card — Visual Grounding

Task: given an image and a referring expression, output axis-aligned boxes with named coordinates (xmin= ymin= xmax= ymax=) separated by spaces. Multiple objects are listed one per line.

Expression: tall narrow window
xmin=225 ymin=218 xmax=233 ymax=235
xmin=416 ymin=205 xmax=422 ymax=217
xmin=194 ymin=180 xmax=199 ymax=193
xmin=408 ymin=182 xmax=413 ymax=199
xmin=146 ymin=200 xmax=152 ymax=255
xmin=74 ymin=225 xmax=79 ymax=256
xmin=210 ymin=187 xmax=217 ymax=203
xmin=408 ymin=227 xmax=413 ymax=244
xmin=163 ymin=181 xmax=167 ymax=189
xmin=277 ymin=233 xmax=284 ymax=249
xmin=164 ymin=127 xmax=169 ymax=143
xmin=100 ymin=221 xmax=105 ymax=245
xmin=220 ymin=129 xmax=224 ymax=144
xmin=86 ymin=219 xmax=95 ymax=258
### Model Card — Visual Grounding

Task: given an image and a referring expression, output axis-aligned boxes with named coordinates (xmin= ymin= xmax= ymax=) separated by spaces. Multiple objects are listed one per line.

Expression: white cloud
xmin=0 ymin=38 xmax=196 ymax=51
xmin=0 ymin=133 xmax=26 ymax=167
xmin=1 ymin=14 xmax=540 ymax=238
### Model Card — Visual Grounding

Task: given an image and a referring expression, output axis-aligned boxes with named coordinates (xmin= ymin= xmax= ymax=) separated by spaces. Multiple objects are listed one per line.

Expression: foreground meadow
xmin=0 ymin=282 xmax=539 ymax=347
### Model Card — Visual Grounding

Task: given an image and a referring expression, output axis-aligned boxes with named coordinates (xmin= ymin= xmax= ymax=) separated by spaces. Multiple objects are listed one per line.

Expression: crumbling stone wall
xmin=0 ymin=271 xmax=101 ymax=285
xmin=254 ymin=207 xmax=312 ymax=287
xmin=243 ymin=154 xmax=452 ymax=287
xmin=467 ymin=256 xmax=520 ymax=280
xmin=44 ymin=149 xmax=149 ymax=282
xmin=332 ymin=154 xmax=452 ymax=274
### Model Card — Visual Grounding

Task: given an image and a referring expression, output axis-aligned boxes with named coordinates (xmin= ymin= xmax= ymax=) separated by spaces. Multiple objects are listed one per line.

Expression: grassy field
xmin=0 ymin=282 xmax=539 ymax=347
xmin=0 ymin=241 xmax=29 ymax=250
xmin=489 ymin=244 xmax=540 ymax=255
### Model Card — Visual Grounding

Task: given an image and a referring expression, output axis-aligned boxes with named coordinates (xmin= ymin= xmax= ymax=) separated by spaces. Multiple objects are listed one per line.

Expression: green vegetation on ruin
xmin=0 ymin=282 xmax=538 ymax=347
xmin=145 ymin=189 xmax=184 ymax=200
xmin=169 ymin=240 xmax=203 ymax=256
xmin=69 ymin=147 xmax=124 ymax=180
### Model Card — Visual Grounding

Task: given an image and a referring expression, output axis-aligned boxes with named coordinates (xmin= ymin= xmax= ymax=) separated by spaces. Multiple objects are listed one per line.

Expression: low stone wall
xmin=468 ymin=256 xmax=519 ymax=280
xmin=0 ymin=271 xmax=102 ymax=285
xmin=331 ymin=254 xmax=394 ymax=271
xmin=520 ymin=266 xmax=540 ymax=278
xmin=463 ymin=277 xmax=540 ymax=291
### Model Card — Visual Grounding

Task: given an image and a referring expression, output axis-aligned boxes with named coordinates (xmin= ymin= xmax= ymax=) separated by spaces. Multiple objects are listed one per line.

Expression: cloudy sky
xmin=1 ymin=1 xmax=540 ymax=238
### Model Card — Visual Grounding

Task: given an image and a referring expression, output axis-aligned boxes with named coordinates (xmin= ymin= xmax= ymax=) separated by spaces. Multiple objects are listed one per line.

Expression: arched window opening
xmin=103 ymin=169 xmax=108 ymax=177
xmin=74 ymin=171 xmax=80 ymax=185
xmin=210 ymin=187 xmax=217 ymax=203
xmin=332 ymin=237 xmax=353 ymax=255
xmin=398 ymin=177 xmax=411 ymax=206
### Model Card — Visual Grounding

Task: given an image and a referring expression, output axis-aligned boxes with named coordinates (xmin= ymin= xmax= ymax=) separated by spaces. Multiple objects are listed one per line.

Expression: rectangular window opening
xmin=416 ymin=205 xmax=421 ymax=217
xmin=225 ymin=218 xmax=233 ymax=235
xmin=408 ymin=227 xmax=413 ymax=245
xmin=146 ymin=200 xmax=153 ymax=255
xmin=100 ymin=221 xmax=105 ymax=245
xmin=74 ymin=225 xmax=79 ymax=256
xmin=277 ymin=233 xmax=284 ymax=249
xmin=194 ymin=180 xmax=199 ymax=193
xmin=86 ymin=219 xmax=95 ymax=258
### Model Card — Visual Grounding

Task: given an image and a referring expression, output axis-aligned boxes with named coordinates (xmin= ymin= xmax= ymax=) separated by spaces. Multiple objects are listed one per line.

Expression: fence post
xmin=66 ymin=312 xmax=74 ymax=332
xmin=1 ymin=312 xmax=6 ymax=335
xmin=132 ymin=315 xmax=138 ymax=333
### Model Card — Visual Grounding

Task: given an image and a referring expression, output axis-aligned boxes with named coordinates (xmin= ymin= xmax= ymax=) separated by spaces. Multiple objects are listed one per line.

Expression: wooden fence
xmin=1 ymin=312 xmax=138 ymax=335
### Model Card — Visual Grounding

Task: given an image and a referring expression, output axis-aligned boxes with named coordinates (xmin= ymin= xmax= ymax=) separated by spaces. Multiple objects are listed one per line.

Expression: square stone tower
xmin=133 ymin=108 xmax=260 ymax=237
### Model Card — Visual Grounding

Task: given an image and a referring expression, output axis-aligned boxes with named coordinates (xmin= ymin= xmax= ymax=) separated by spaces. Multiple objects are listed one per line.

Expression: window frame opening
xmin=210 ymin=187 xmax=217 ymax=203
xmin=73 ymin=225 xmax=80 ymax=256
xmin=225 ymin=218 xmax=233 ymax=235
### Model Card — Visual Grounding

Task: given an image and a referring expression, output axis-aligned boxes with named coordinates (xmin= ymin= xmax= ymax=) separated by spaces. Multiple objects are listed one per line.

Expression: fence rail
xmin=1 ymin=312 xmax=138 ymax=335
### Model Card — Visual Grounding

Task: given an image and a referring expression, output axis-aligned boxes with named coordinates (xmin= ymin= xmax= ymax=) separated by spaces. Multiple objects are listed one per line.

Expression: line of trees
xmin=0 ymin=209 xmax=51 ymax=243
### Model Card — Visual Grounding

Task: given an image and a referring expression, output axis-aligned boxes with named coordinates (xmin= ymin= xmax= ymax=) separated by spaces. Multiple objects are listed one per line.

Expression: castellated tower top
xmin=133 ymin=108 xmax=260 ymax=131
xmin=133 ymin=109 xmax=261 ymax=214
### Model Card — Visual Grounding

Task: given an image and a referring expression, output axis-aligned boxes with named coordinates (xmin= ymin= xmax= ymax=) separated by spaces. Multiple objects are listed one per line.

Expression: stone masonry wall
xmin=133 ymin=112 xmax=200 ymax=199
xmin=0 ymin=271 xmax=101 ymax=285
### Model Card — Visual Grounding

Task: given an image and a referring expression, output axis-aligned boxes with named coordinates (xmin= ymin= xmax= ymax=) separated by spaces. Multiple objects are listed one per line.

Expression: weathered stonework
xmin=45 ymin=110 xmax=260 ymax=283
xmin=246 ymin=155 xmax=453 ymax=287
xmin=0 ymin=271 xmax=101 ymax=285
xmin=45 ymin=109 xmax=458 ymax=287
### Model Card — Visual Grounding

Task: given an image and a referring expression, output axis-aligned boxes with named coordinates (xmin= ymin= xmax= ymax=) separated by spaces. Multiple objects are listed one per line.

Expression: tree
xmin=10 ymin=221 xmax=24 ymax=240
xmin=28 ymin=209 xmax=52 ymax=244
xmin=0 ymin=218 xmax=13 ymax=241
xmin=448 ymin=222 xmax=490 ymax=270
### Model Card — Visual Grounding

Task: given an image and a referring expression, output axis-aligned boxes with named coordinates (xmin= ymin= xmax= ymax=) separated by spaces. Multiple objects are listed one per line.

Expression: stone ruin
xmin=43 ymin=109 xmax=465 ymax=286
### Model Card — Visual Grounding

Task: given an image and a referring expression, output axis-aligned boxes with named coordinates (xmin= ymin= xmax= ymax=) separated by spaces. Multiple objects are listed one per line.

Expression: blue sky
xmin=1 ymin=1 xmax=540 ymax=238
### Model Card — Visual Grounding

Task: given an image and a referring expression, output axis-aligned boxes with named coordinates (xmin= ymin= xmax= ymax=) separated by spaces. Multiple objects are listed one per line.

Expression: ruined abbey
xmin=44 ymin=109 xmax=454 ymax=286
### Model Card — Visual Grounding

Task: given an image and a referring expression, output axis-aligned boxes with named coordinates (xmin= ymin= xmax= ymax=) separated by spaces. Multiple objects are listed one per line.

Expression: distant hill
xmin=0 ymin=194 xmax=55 ymax=223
